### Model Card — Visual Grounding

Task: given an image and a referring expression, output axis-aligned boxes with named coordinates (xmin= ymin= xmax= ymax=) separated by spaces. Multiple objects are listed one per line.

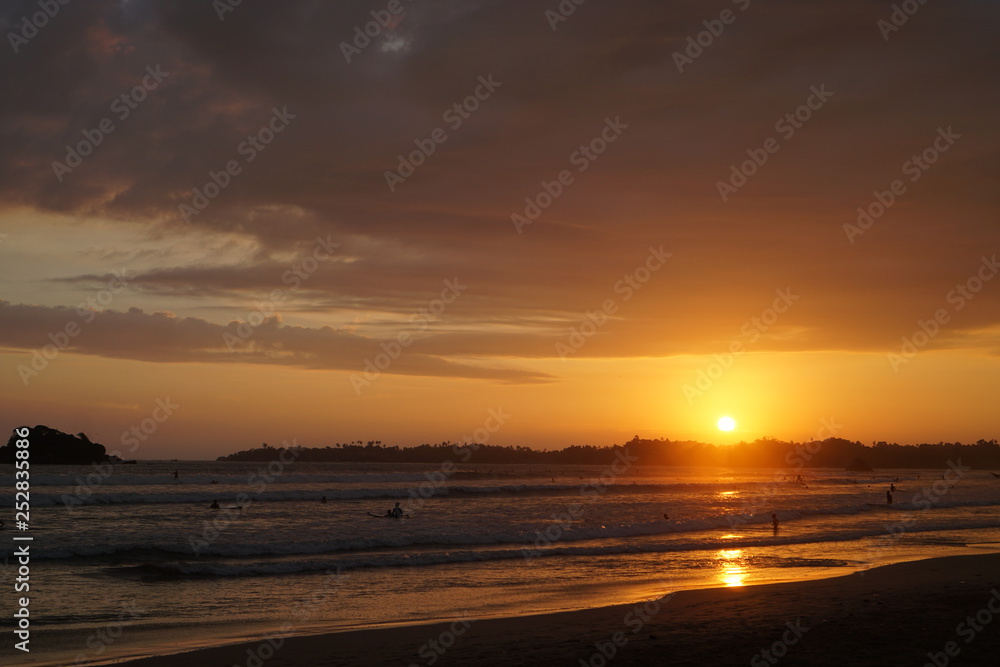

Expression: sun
xmin=717 ymin=416 xmax=736 ymax=432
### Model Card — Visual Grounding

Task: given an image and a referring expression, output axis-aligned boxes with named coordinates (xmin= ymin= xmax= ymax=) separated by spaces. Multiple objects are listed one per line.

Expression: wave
xmin=0 ymin=472 xmax=473 ymax=487
xmin=10 ymin=481 xmax=1000 ymax=509
xmin=0 ymin=482 xmax=767 ymax=507
xmin=16 ymin=508 xmax=1000 ymax=563
xmin=96 ymin=518 xmax=1000 ymax=579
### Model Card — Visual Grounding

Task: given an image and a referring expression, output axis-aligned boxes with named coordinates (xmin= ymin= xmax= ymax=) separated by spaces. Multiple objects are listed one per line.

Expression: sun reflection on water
xmin=717 ymin=548 xmax=747 ymax=587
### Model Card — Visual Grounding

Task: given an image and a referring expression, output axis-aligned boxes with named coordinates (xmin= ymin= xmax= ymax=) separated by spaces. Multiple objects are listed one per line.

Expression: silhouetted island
xmin=1 ymin=425 xmax=118 ymax=465
xmin=217 ymin=436 xmax=1000 ymax=470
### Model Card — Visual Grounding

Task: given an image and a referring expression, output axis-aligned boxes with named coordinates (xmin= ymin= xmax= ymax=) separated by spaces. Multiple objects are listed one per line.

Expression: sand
xmin=115 ymin=552 xmax=1000 ymax=666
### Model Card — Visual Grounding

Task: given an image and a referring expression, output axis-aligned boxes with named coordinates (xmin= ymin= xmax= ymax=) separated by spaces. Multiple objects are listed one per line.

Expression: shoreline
xmin=99 ymin=550 xmax=1000 ymax=667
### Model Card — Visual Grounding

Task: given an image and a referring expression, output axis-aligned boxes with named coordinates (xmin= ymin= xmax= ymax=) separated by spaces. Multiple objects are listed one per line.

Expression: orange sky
xmin=1 ymin=0 xmax=998 ymax=458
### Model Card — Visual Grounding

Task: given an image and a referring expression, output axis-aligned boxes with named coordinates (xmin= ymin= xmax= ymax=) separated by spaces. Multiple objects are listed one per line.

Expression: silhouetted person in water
xmin=886 ymin=490 xmax=893 ymax=505
xmin=173 ymin=470 xmax=179 ymax=480
xmin=210 ymin=500 xmax=219 ymax=509
xmin=320 ymin=496 xmax=327 ymax=503
xmin=663 ymin=513 xmax=670 ymax=520
xmin=890 ymin=483 xmax=896 ymax=493
xmin=772 ymin=513 xmax=779 ymax=533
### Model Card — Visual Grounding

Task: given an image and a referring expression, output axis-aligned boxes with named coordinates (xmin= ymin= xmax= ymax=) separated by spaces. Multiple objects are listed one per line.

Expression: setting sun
xmin=1 ymin=3 xmax=998 ymax=666
xmin=717 ymin=416 xmax=736 ymax=432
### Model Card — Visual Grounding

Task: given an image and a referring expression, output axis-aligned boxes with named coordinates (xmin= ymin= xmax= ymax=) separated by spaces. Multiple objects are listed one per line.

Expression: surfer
xmin=890 ymin=483 xmax=896 ymax=493
xmin=369 ymin=503 xmax=409 ymax=518
xmin=173 ymin=470 xmax=179 ymax=480
xmin=320 ymin=496 xmax=327 ymax=503
xmin=886 ymin=490 xmax=893 ymax=505
xmin=210 ymin=500 xmax=219 ymax=509
xmin=771 ymin=513 xmax=779 ymax=533
xmin=663 ymin=513 xmax=670 ymax=521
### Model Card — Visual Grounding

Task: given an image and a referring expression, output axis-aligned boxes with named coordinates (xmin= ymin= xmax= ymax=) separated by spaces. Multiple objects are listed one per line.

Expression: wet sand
xmin=114 ymin=552 xmax=1000 ymax=666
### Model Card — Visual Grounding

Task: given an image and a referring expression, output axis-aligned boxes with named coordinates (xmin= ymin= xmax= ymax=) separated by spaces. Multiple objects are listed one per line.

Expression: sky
xmin=1 ymin=0 xmax=998 ymax=459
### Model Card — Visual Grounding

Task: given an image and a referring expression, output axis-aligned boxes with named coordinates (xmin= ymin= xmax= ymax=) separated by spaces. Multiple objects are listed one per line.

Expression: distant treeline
xmin=216 ymin=437 xmax=1000 ymax=470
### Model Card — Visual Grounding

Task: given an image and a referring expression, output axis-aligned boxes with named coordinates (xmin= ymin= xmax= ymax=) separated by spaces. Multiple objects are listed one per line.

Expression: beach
xmin=6 ymin=461 xmax=1000 ymax=666
xmin=112 ymin=551 xmax=1000 ymax=667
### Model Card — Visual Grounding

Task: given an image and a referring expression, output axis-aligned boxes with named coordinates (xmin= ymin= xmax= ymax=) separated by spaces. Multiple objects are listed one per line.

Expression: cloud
xmin=0 ymin=300 xmax=555 ymax=383
xmin=0 ymin=0 xmax=997 ymax=366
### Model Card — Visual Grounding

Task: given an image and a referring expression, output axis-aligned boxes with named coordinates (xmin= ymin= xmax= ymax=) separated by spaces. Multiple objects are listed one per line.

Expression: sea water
xmin=2 ymin=459 xmax=1000 ymax=665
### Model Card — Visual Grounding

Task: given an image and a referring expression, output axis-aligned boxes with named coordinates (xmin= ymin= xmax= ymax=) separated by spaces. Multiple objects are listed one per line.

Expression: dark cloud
xmin=1 ymin=0 xmax=998 ymax=369
xmin=0 ymin=300 xmax=555 ymax=383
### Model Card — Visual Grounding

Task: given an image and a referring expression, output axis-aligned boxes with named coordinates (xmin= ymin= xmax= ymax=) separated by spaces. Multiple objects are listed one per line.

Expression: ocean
xmin=3 ymin=455 xmax=1000 ymax=666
